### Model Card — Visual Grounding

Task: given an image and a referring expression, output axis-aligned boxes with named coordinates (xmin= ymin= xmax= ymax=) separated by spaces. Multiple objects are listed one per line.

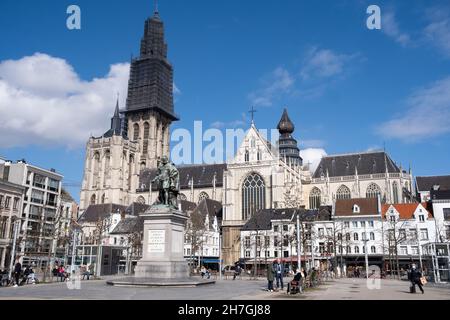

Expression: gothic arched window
xmin=198 ymin=192 xmax=210 ymax=203
xmin=90 ymin=194 xmax=96 ymax=205
xmin=101 ymin=194 xmax=105 ymax=204
xmin=143 ymin=122 xmax=150 ymax=154
xmin=366 ymin=183 xmax=381 ymax=199
xmin=309 ymin=187 xmax=321 ymax=209
xmin=336 ymin=185 xmax=351 ymax=200
xmin=133 ymin=124 xmax=140 ymax=141
xmin=244 ymin=150 xmax=249 ymax=162
xmin=392 ymin=181 xmax=399 ymax=204
xmin=242 ymin=173 xmax=266 ymax=220
xmin=93 ymin=152 xmax=100 ymax=187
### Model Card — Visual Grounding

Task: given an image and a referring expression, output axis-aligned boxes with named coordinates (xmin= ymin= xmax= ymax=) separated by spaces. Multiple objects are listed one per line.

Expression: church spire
xmin=277 ymin=108 xmax=302 ymax=166
xmin=111 ymin=98 xmax=122 ymax=136
xmin=277 ymin=108 xmax=295 ymax=136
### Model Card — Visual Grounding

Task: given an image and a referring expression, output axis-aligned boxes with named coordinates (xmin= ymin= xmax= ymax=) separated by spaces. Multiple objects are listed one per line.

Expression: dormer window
xmin=353 ymin=205 xmax=360 ymax=214
xmin=390 ymin=216 xmax=396 ymax=222
xmin=419 ymin=215 xmax=425 ymax=222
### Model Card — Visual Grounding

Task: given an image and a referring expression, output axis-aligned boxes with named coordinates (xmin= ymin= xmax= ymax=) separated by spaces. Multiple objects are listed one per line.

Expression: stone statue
xmin=151 ymin=156 xmax=180 ymax=209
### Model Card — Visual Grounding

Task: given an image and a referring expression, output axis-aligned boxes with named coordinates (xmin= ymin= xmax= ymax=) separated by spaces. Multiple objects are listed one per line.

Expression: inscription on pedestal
xmin=148 ymin=230 xmax=165 ymax=253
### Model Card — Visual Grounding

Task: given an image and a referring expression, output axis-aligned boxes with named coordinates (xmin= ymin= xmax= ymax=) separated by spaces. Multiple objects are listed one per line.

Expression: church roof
xmin=78 ymin=204 xmax=128 ymax=223
xmin=313 ymin=151 xmax=401 ymax=178
xmin=416 ymin=175 xmax=450 ymax=192
xmin=139 ymin=163 xmax=227 ymax=191
xmin=180 ymin=200 xmax=197 ymax=212
xmin=242 ymin=207 xmax=332 ymax=231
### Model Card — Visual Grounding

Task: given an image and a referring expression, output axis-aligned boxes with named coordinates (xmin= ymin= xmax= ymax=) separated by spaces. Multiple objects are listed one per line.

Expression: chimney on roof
xmin=17 ymin=159 xmax=26 ymax=164
xmin=50 ymin=168 xmax=56 ymax=173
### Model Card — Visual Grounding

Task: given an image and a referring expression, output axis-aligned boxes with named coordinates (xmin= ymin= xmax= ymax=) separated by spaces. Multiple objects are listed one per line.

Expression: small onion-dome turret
xmin=277 ymin=108 xmax=295 ymax=136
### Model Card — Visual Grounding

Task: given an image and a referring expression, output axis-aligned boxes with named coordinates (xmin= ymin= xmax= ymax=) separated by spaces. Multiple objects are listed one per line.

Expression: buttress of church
xmin=79 ymin=9 xmax=178 ymax=212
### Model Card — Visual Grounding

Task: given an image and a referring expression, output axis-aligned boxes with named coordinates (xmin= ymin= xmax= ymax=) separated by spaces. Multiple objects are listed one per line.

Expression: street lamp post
xmin=70 ymin=228 xmax=78 ymax=274
xmin=8 ymin=219 xmax=21 ymax=281
xmin=296 ymin=211 xmax=301 ymax=270
xmin=364 ymin=225 xmax=369 ymax=279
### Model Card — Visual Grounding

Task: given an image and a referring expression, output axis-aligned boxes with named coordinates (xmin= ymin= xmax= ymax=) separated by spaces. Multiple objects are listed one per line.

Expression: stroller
xmin=287 ymin=280 xmax=301 ymax=294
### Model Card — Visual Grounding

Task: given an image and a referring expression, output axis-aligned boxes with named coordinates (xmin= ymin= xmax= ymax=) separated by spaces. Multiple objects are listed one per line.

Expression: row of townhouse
xmin=0 ymin=158 xmax=78 ymax=270
xmin=240 ymin=197 xmax=448 ymax=280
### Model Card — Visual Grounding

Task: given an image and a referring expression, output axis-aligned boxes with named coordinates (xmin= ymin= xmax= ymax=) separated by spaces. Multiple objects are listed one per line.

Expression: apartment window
xmin=244 ymin=236 xmax=250 ymax=247
xmin=354 ymin=246 xmax=360 ymax=254
xmin=274 ymin=251 xmax=278 ymax=258
xmin=283 ymin=235 xmax=289 ymax=247
xmin=346 ymin=233 xmax=351 ymax=241
xmin=33 ymin=174 xmax=46 ymax=189
xmin=346 ymin=246 xmax=351 ymax=254
xmin=370 ymin=246 xmax=376 ymax=253
xmin=48 ymin=178 xmax=59 ymax=192
xmin=265 ymin=251 xmax=270 ymax=257
xmin=283 ymin=251 xmax=289 ymax=258
xmin=245 ymin=251 xmax=250 ymax=258
xmin=0 ymin=195 xmax=3 ymax=207
xmin=274 ymin=236 xmax=279 ymax=247
xmin=4 ymin=197 xmax=11 ymax=209
xmin=354 ymin=233 xmax=359 ymax=241
xmin=283 ymin=225 xmax=288 ymax=232
xmin=337 ymin=233 xmax=342 ymax=241
xmin=370 ymin=232 xmax=375 ymax=241
xmin=362 ymin=246 xmax=366 ymax=254
xmin=13 ymin=198 xmax=20 ymax=210
xmin=361 ymin=221 xmax=366 ymax=228
xmin=327 ymin=228 xmax=332 ymax=235
xmin=368 ymin=221 xmax=374 ymax=228
xmin=319 ymin=243 xmax=325 ymax=254
xmin=419 ymin=215 xmax=425 ymax=222
xmin=411 ymin=247 xmax=419 ymax=255
xmin=338 ymin=246 xmax=343 ymax=254
xmin=399 ymin=246 xmax=408 ymax=255
xmin=274 ymin=225 xmax=279 ymax=232
xmin=390 ymin=216 xmax=396 ymax=222
xmin=31 ymin=190 xmax=44 ymax=204
xmin=264 ymin=236 xmax=270 ymax=247
xmin=399 ymin=229 xmax=407 ymax=241
xmin=352 ymin=221 xmax=358 ymax=228
xmin=319 ymin=228 xmax=324 ymax=237
xmin=443 ymin=208 xmax=450 ymax=221
xmin=344 ymin=221 xmax=350 ymax=228
xmin=420 ymin=229 xmax=429 ymax=241
xmin=362 ymin=232 xmax=366 ymax=241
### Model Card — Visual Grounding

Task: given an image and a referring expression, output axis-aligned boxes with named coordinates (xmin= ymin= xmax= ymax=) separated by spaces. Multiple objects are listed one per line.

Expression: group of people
xmin=52 ymin=264 xmax=94 ymax=282
xmin=200 ymin=266 xmax=211 ymax=279
xmin=0 ymin=262 xmax=39 ymax=287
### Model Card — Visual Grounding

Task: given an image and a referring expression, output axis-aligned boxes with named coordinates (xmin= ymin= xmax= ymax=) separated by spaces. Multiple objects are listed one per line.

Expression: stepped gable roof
xmin=313 ymin=151 xmax=401 ymax=178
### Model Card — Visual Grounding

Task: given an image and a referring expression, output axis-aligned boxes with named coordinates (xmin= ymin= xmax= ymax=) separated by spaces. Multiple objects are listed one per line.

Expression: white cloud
xmin=0 ymin=53 xmax=130 ymax=148
xmin=173 ymin=83 xmax=181 ymax=95
xmin=248 ymin=67 xmax=294 ymax=107
xmin=300 ymin=148 xmax=327 ymax=173
xmin=300 ymin=47 xmax=358 ymax=80
xmin=424 ymin=7 xmax=450 ymax=58
xmin=382 ymin=10 xmax=411 ymax=47
xmin=377 ymin=76 xmax=450 ymax=142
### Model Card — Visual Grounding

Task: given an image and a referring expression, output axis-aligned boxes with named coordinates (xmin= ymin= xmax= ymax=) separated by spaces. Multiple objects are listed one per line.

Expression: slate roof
xmin=110 ymin=216 xmax=144 ymax=235
xmin=139 ymin=163 xmax=227 ymax=191
xmin=430 ymin=190 xmax=450 ymax=200
xmin=313 ymin=151 xmax=401 ymax=178
xmin=416 ymin=175 xmax=450 ymax=192
xmin=78 ymin=204 xmax=128 ymax=223
xmin=190 ymin=198 xmax=223 ymax=229
xmin=242 ymin=207 xmax=332 ymax=231
xmin=180 ymin=200 xmax=197 ymax=213
xmin=334 ymin=198 xmax=380 ymax=217
xmin=125 ymin=202 xmax=151 ymax=216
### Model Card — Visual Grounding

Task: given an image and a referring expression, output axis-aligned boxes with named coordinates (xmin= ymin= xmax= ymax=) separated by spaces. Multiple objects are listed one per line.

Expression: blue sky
xmin=1 ymin=0 xmax=450 ymax=202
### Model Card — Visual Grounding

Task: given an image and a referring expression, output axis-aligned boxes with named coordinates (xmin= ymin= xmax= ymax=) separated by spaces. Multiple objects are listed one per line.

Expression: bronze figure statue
xmin=151 ymin=156 xmax=179 ymax=209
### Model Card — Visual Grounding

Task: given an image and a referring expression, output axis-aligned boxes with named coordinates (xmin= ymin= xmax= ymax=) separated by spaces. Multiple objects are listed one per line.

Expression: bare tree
xmin=384 ymin=218 xmax=408 ymax=279
xmin=185 ymin=210 xmax=206 ymax=271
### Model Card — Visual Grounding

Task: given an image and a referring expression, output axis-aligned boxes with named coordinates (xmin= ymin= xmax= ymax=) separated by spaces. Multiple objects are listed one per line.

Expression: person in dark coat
xmin=274 ymin=259 xmax=284 ymax=290
xmin=408 ymin=265 xmax=424 ymax=294
xmin=13 ymin=261 xmax=22 ymax=287
xmin=267 ymin=264 xmax=275 ymax=292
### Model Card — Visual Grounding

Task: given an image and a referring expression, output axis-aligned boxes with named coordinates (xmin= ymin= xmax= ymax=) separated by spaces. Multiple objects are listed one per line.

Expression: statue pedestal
xmin=107 ymin=205 xmax=215 ymax=287
xmin=134 ymin=206 xmax=189 ymax=279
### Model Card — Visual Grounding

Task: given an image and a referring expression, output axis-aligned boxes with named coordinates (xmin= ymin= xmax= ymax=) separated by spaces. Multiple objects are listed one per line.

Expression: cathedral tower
xmin=123 ymin=7 xmax=179 ymax=170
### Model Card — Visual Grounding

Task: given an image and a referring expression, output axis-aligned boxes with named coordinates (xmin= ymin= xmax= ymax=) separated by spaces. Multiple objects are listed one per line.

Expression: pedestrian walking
xmin=408 ymin=264 xmax=425 ymax=294
xmin=13 ymin=261 xmax=21 ymax=287
xmin=275 ymin=259 xmax=284 ymax=290
xmin=58 ymin=265 xmax=66 ymax=282
xmin=267 ymin=264 xmax=274 ymax=292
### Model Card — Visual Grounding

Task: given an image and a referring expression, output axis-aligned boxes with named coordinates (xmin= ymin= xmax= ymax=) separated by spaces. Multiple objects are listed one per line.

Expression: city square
xmin=1 ymin=0 xmax=450 ymax=303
